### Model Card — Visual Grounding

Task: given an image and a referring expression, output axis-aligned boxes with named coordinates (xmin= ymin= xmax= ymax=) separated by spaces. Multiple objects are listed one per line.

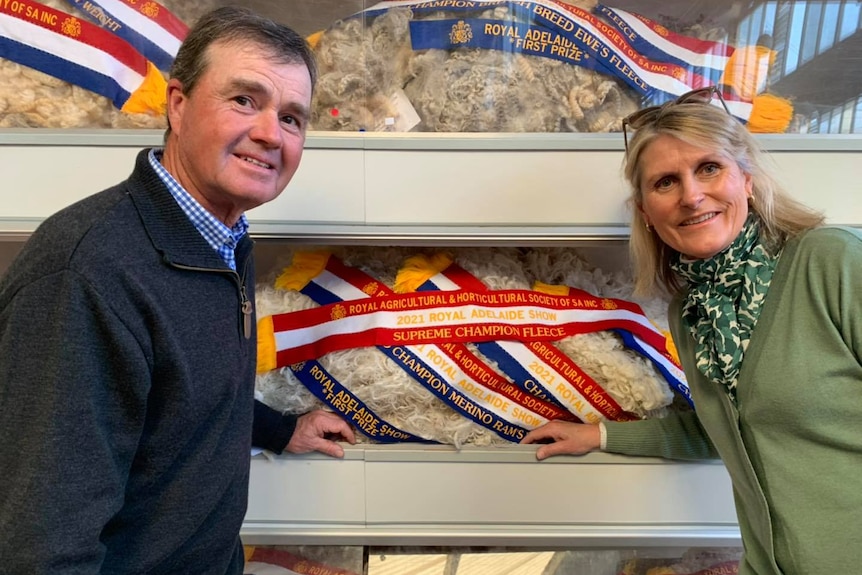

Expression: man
xmin=0 ymin=7 xmax=354 ymax=574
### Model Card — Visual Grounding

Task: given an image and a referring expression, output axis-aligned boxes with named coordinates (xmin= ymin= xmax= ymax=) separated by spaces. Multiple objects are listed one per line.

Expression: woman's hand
xmin=521 ymin=421 xmax=602 ymax=460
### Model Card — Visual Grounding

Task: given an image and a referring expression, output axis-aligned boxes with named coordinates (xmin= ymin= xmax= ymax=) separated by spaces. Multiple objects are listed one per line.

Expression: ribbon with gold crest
xmin=0 ymin=0 xmax=166 ymax=114
xmin=60 ymin=0 xmax=187 ymax=72
xmin=259 ymin=277 xmax=666 ymax=370
xmin=358 ymin=0 xmax=792 ymax=131
xmin=409 ymin=17 xmax=605 ymax=73
xmin=395 ymin=254 xmax=640 ymax=422
xmin=595 ymin=5 xmax=772 ymax=102
xmin=595 ymin=4 xmax=734 ymax=85
xmin=265 ymin=252 xmax=576 ymax=442
xmin=593 ymin=4 xmax=787 ymax=131
xmin=533 ymin=281 xmax=692 ymax=406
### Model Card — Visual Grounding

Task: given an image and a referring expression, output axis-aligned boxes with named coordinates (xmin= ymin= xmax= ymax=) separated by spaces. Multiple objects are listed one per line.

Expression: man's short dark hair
xmin=165 ymin=6 xmax=317 ymax=135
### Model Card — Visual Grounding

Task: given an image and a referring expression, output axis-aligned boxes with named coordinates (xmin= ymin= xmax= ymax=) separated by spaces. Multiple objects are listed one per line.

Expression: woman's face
xmin=638 ymin=134 xmax=752 ymax=260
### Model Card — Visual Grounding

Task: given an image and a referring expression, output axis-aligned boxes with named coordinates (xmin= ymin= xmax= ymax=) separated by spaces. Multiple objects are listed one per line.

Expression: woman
xmin=522 ymin=87 xmax=862 ymax=574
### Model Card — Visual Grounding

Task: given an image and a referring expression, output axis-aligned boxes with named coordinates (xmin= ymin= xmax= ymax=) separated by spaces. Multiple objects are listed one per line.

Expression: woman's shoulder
xmin=781 ymin=226 xmax=862 ymax=281
xmin=788 ymin=226 xmax=862 ymax=259
xmin=796 ymin=225 xmax=862 ymax=247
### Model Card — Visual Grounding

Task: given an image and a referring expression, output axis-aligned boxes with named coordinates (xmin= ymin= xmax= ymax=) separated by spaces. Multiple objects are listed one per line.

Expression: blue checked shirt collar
xmin=149 ymin=149 xmax=249 ymax=271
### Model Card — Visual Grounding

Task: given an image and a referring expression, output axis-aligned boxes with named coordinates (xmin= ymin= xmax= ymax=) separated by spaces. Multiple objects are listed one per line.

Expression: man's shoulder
xmin=35 ymin=182 xmax=134 ymax=250
xmin=38 ymin=148 xmax=156 ymax=240
xmin=7 ymin=180 xmax=142 ymax=284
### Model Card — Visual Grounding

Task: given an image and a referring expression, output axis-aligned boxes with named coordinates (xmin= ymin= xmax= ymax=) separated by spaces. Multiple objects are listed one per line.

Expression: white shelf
xmin=2 ymin=131 xmax=861 ymax=237
xmin=244 ymin=445 xmax=739 ymax=547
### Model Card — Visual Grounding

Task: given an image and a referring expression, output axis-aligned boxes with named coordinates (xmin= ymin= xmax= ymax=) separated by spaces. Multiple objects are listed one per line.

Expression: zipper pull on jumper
xmin=241 ymin=284 xmax=253 ymax=339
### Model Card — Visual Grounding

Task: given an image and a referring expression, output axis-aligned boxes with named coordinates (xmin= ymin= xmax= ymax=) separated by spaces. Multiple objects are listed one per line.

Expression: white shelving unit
xmin=3 ymin=129 xmax=860 ymax=549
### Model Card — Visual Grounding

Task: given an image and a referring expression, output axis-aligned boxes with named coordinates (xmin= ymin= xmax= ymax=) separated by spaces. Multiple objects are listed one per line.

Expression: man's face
xmin=164 ymin=40 xmax=312 ymax=225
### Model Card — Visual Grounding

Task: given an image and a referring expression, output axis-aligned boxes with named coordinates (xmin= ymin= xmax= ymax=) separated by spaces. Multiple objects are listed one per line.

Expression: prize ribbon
xmin=288 ymin=360 xmax=436 ymax=443
xmin=260 ymin=284 xmax=666 ymax=369
xmin=351 ymin=0 xmax=789 ymax=127
xmin=60 ymin=0 xmax=187 ymax=72
xmin=534 ymin=282 xmax=692 ymax=406
xmin=0 ymin=0 xmax=166 ymax=114
xmin=266 ymin=252 xmax=570 ymax=441
xmin=396 ymin=254 xmax=638 ymax=422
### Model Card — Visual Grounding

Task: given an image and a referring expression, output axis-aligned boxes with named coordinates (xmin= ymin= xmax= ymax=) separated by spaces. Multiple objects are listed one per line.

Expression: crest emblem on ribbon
xmin=61 ymin=17 xmax=82 ymax=38
xmin=331 ymin=303 xmax=347 ymax=320
xmin=141 ymin=2 xmax=160 ymax=18
xmin=449 ymin=20 xmax=473 ymax=44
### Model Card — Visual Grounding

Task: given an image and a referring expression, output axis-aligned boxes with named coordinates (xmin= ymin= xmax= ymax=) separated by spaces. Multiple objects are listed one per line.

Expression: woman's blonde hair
xmin=623 ymin=102 xmax=824 ymax=296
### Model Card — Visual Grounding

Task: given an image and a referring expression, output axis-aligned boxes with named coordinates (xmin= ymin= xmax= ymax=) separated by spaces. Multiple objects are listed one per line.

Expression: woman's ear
xmin=638 ymin=205 xmax=650 ymax=228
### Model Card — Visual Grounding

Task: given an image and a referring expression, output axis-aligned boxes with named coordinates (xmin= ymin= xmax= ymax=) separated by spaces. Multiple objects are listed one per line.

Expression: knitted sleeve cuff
xmin=252 ymin=400 xmax=298 ymax=455
xmin=598 ymin=421 xmax=608 ymax=451
xmin=603 ymin=414 xmax=720 ymax=460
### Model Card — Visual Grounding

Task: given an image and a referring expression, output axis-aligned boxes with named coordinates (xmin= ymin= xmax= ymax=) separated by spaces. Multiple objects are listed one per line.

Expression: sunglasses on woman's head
xmin=622 ymin=86 xmax=731 ymax=153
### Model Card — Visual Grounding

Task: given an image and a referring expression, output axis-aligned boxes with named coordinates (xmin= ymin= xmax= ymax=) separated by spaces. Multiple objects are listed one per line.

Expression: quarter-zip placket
xmin=166 ymin=260 xmax=252 ymax=340
xmin=240 ymin=283 xmax=253 ymax=340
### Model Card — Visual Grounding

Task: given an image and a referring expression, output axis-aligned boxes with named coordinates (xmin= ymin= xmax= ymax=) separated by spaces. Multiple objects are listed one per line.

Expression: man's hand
xmin=286 ymin=410 xmax=357 ymax=458
xmin=521 ymin=421 xmax=601 ymax=460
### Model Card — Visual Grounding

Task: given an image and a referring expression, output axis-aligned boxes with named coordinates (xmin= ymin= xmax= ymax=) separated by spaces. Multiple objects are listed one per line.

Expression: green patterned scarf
xmin=669 ymin=215 xmax=780 ymax=402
